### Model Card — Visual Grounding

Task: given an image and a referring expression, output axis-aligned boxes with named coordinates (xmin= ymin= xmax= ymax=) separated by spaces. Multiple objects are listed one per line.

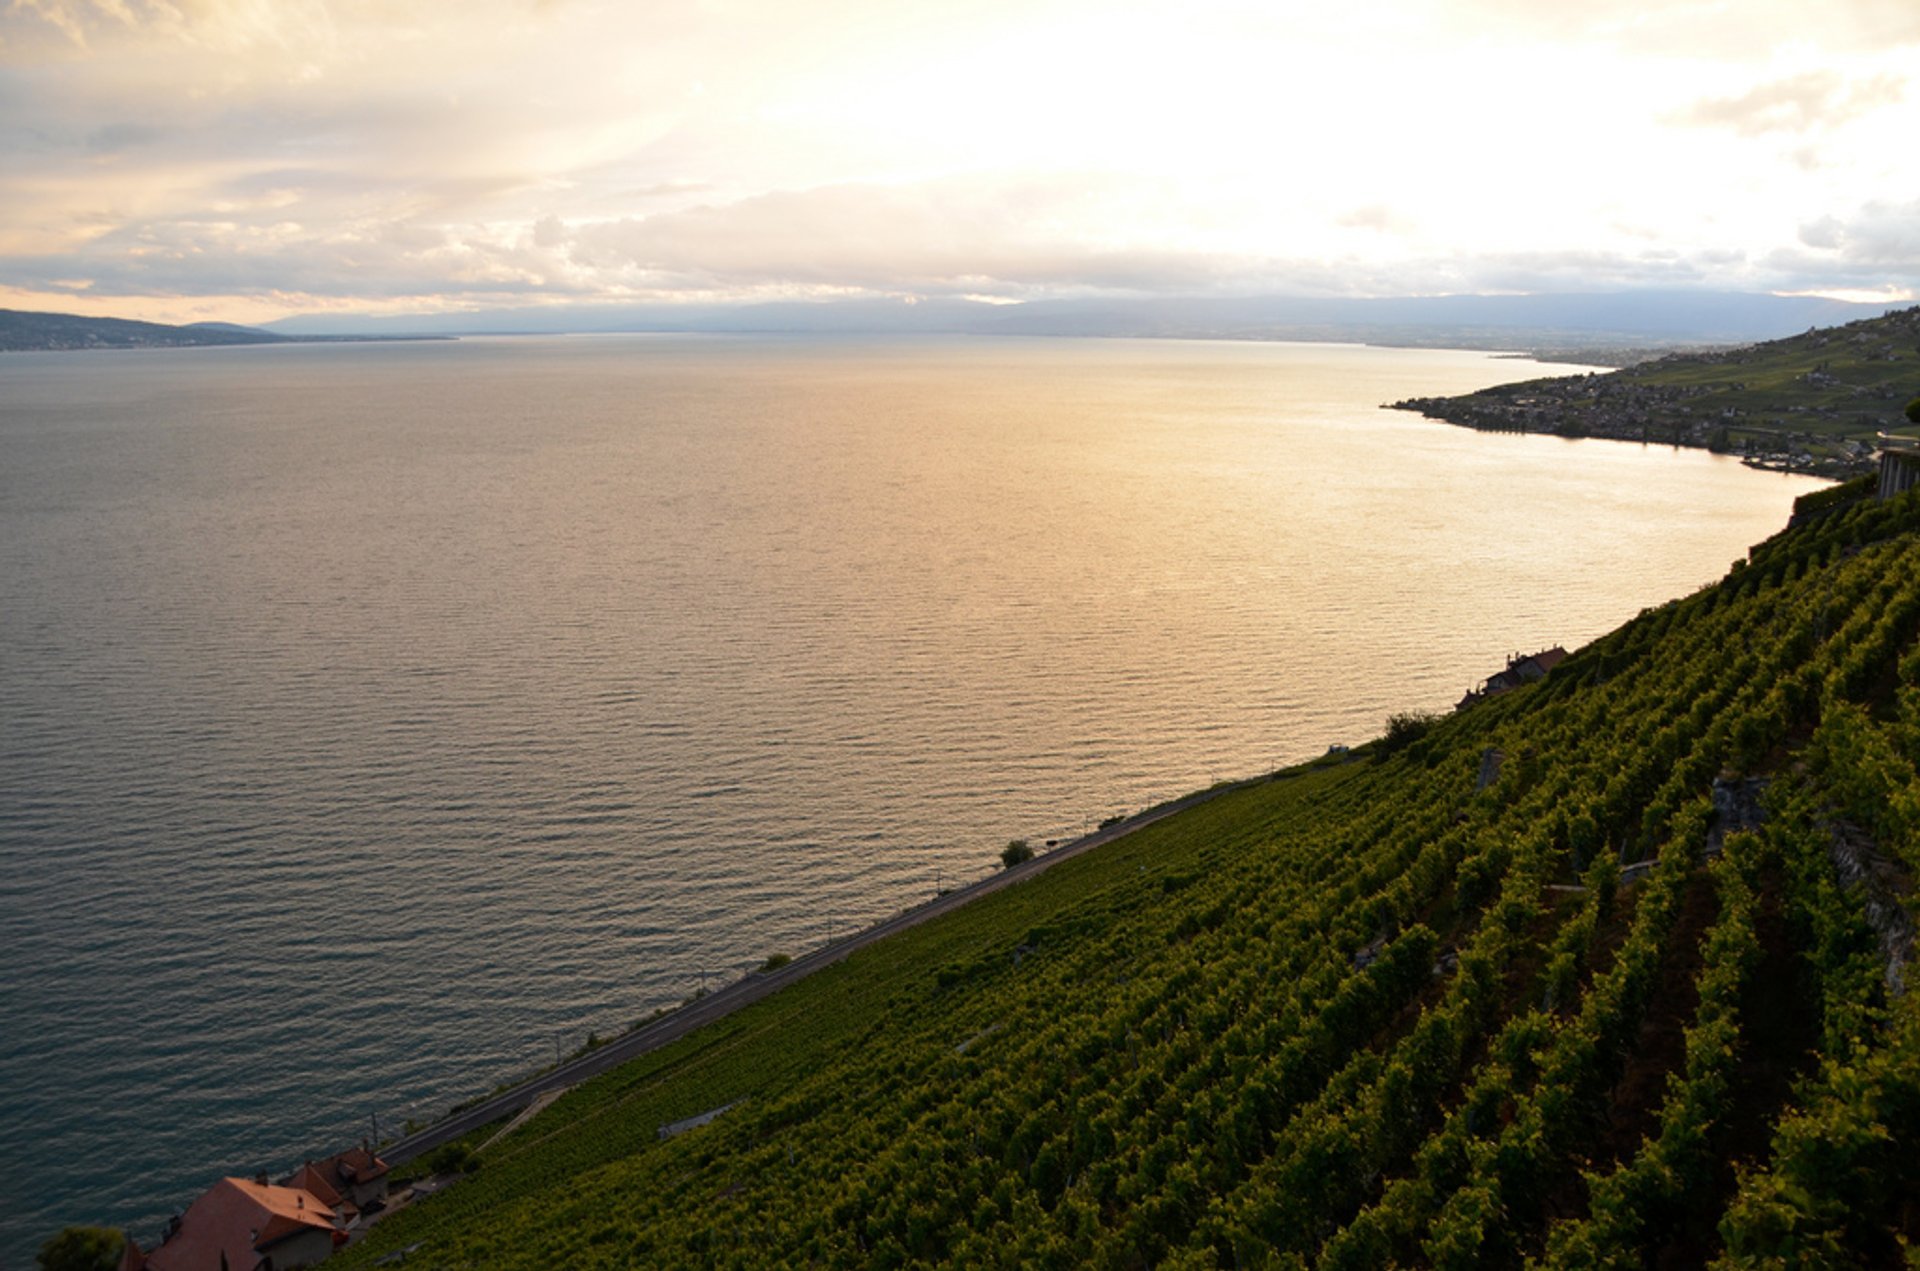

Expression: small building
xmin=141 ymin=1177 xmax=343 ymax=1271
xmin=1457 ymin=646 xmax=1569 ymax=711
xmin=1877 ymin=435 xmax=1920 ymax=500
xmin=288 ymin=1145 xmax=391 ymax=1220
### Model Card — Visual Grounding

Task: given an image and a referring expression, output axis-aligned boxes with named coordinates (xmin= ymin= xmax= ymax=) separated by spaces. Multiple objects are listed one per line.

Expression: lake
xmin=0 ymin=335 xmax=1821 ymax=1258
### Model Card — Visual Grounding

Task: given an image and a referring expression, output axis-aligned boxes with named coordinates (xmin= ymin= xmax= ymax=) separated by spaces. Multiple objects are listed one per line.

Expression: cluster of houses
xmin=1385 ymin=302 xmax=1920 ymax=482
xmin=1456 ymin=646 xmax=1568 ymax=712
xmin=1390 ymin=375 xmax=1881 ymax=480
xmin=119 ymin=1146 xmax=391 ymax=1271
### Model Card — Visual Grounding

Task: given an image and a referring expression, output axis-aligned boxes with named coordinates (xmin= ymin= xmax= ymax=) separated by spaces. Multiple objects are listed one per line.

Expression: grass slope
xmin=339 ymin=479 xmax=1920 ymax=1269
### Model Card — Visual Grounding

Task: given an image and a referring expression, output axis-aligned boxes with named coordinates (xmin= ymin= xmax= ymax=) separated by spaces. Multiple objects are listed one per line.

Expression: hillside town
xmin=1390 ymin=304 xmax=1920 ymax=480
xmin=1390 ymin=377 xmax=1879 ymax=479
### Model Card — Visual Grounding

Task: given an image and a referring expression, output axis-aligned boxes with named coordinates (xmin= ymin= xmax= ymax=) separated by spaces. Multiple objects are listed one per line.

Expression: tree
xmin=427 ymin=1141 xmax=478 ymax=1175
xmin=1905 ymin=395 xmax=1920 ymax=426
xmin=37 ymin=1227 xmax=124 ymax=1271
xmin=1000 ymin=839 xmax=1035 ymax=869
xmin=1378 ymin=710 xmax=1439 ymax=756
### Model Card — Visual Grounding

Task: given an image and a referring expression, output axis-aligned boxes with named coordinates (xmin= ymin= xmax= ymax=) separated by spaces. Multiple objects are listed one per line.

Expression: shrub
xmin=427 ymin=1142 xmax=479 ymax=1175
xmin=38 ymin=1227 xmax=124 ymax=1271
xmin=760 ymin=953 xmax=792 ymax=973
xmin=1378 ymin=710 xmax=1439 ymax=756
xmin=1000 ymin=839 xmax=1035 ymax=869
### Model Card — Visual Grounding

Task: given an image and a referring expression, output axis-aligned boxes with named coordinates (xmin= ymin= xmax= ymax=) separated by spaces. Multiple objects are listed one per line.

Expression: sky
xmin=2 ymin=0 xmax=1919 ymax=324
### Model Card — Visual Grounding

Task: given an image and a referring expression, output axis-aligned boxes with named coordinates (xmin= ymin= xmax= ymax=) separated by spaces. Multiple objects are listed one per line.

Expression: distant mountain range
xmin=260 ymin=290 xmax=1892 ymax=354
xmin=5 ymin=291 xmax=1897 ymax=357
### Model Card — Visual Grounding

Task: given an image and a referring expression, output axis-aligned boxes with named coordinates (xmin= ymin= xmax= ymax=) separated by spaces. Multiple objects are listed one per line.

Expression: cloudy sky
xmin=3 ymin=0 xmax=1918 ymax=323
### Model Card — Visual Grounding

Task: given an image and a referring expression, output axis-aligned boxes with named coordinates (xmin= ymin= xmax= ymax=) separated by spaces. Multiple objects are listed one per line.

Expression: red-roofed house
xmin=288 ymin=1145 xmax=389 ymax=1221
xmin=142 ymin=1177 xmax=343 ymax=1271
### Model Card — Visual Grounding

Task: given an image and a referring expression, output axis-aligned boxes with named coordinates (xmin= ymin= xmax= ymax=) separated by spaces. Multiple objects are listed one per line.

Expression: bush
xmin=1905 ymin=395 xmax=1920 ymax=425
xmin=37 ymin=1227 xmax=123 ymax=1271
xmin=1378 ymin=710 xmax=1439 ymax=756
xmin=427 ymin=1142 xmax=480 ymax=1175
xmin=759 ymin=953 xmax=791 ymax=973
xmin=1000 ymin=839 xmax=1035 ymax=869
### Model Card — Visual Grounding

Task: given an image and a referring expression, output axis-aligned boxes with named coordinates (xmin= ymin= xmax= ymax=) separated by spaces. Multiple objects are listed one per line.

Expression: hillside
xmin=0 ymin=308 xmax=291 ymax=351
xmin=1392 ymin=304 xmax=1920 ymax=479
xmin=0 ymin=308 xmax=449 ymax=352
xmin=322 ymin=480 xmax=1920 ymax=1268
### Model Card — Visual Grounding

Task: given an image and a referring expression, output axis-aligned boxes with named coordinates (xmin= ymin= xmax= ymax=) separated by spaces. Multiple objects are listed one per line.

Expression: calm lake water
xmin=0 ymin=335 xmax=1820 ymax=1258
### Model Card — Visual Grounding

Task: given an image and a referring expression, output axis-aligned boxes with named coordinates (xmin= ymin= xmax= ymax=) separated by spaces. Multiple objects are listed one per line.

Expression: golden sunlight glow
xmin=1 ymin=0 xmax=1916 ymax=318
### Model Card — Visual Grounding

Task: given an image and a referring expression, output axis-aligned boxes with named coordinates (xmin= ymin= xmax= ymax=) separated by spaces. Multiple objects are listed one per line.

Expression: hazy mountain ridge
xmin=0 ymin=308 xmax=289 ymax=351
xmin=0 ymin=308 xmax=450 ymax=352
xmin=10 ymin=292 xmax=1888 ymax=358
xmin=260 ymin=290 xmax=1884 ymax=351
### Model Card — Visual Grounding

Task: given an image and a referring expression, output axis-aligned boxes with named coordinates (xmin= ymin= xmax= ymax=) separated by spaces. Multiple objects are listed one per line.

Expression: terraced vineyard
xmin=340 ymin=479 xmax=1920 ymax=1268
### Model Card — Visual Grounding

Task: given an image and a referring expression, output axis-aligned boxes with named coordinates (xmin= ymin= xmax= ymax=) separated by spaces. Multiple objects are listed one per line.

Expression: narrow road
xmin=379 ymin=773 xmax=1267 ymax=1165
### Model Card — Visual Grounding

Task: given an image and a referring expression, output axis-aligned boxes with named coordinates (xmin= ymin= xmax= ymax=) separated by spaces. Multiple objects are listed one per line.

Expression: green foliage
xmin=1906 ymin=395 xmax=1920 ymax=425
xmin=36 ymin=1227 xmax=123 ymax=1271
xmin=1000 ymin=839 xmax=1035 ymax=869
xmin=426 ymin=1141 xmax=480 ymax=1175
xmin=758 ymin=953 xmax=792 ymax=973
xmin=1378 ymin=709 xmax=1439 ymax=756
xmin=1792 ymin=474 xmax=1875 ymax=520
xmin=1413 ymin=306 xmax=1920 ymax=473
xmin=334 ymin=491 xmax=1920 ymax=1269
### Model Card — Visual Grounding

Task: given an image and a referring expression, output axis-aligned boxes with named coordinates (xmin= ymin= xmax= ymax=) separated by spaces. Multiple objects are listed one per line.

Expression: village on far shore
xmin=1391 ymin=303 xmax=1920 ymax=480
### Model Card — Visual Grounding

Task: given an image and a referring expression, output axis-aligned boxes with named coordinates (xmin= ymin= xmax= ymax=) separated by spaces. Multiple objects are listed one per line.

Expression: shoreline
xmin=371 ymin=763 xmax=1326 ymax=1167
xmin=1388 ymin=397 xmax=1865 ymax=482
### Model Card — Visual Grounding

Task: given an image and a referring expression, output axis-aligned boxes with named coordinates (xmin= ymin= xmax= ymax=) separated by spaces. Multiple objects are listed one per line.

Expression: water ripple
xmin=0 ymin=335 xmax=1820 ymax=1261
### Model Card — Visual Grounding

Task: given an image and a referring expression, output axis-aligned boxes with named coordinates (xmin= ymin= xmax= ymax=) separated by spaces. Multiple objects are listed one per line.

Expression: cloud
xmin=3 ymin=0 xmax=1918 ymax=319
xmin=1335 ymin=205 xmax=1415 ymax=236
xmin=1785 ymin=200 xmax=1920 ymax=270
xmin=562 ymin=179 xmax=1247 ymax=298
xmin=83 ymin=121 xmax=162 ymax=152
xmin=0 ymin=213 xmax=586 ymax=302
xmin=1674 ymin=70 xmax=1907 ymax=137
xmin=11 ymin=165 xmax=1920 ymax=315
xmin=3 ymin=0 xmax=341 ymax=53
xmin=1447 ymin=0 xmax=1920 ymax=56
xmin=1799 ymin=216 xmax=1845 ymax=250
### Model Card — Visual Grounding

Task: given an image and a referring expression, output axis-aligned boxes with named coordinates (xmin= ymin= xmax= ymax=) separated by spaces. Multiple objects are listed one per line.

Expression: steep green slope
xmin=340 ymin=479 xmax=1920 ymax=1269
xmin=1392 ymin=304 xmax=1920 ymax=478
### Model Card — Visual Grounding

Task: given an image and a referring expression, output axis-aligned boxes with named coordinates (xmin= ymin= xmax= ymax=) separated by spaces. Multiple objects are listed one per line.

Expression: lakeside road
xmin=378 ymin=770 xmax=1280 ymax=1166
